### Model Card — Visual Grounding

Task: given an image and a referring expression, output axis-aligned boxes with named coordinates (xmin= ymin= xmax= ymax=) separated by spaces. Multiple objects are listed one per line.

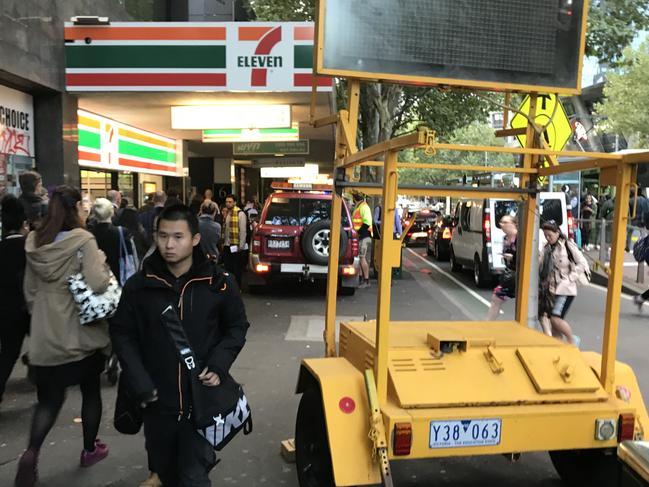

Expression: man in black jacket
xmin=17 ymin=171 xmax=47 ymax=230
xmin=110 ymin=204 xmax=250 ymax=487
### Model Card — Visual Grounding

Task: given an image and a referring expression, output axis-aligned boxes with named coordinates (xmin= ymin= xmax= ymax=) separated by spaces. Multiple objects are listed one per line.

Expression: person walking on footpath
xmin=538 ymin=220 xmax=589 ymax=346
xmin=486 ymin=215 xmax=518 ymax=320
xmin=221 ymin=195 xmax=247 ymax=287
xmin=140 ymin=191 xmax=167 ymax=243
xmin=15 ymin=186 xmax=113 ymax=487
xmin=198 ymin=200 xmax=222 ymax=260
xmin=106 ymin=189 xmax=123 ymax=224
xmin=18 ymin=171 xmax=47 ymax=230
xmin=89 ymin=198 xmax=137 ymax=283
xmin=110 ymin=204 xmax=250 ymax=487
xmin=352 ymin=192 xmax=373 ymax=288
xmin=0 ymin=195 xmax=30 ymax=406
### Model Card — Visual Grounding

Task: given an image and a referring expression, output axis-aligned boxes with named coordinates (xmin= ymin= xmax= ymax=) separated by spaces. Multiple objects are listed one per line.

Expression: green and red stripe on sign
xmin=78 ymin=129 xmax=100 ymax=150
xmin=66 ymin=45 xmax=226 ymax=69
xmin=118 ymin=139 xmax=176 ymax=165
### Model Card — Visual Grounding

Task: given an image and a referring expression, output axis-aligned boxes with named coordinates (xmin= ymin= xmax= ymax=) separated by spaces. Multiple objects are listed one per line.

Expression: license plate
xmin=429 ymin=419 xmax=501 ymax=449
xmin=267 ymin=239 xmax=291 ymax=249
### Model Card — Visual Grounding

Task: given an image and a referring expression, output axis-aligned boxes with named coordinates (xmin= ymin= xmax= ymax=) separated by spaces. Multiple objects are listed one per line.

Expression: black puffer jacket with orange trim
xmin=110 ymin=247 xmax=249 ymax=417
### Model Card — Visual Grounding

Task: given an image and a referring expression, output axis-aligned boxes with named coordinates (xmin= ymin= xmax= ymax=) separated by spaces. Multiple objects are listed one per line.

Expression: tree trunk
xmin=359 ymin=83 xmax=403 ymax=182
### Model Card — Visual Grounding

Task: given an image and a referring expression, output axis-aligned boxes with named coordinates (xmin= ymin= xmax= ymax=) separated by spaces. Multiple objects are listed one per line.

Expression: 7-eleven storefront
xmin=65 ymin=22 xmax=334 ymax=205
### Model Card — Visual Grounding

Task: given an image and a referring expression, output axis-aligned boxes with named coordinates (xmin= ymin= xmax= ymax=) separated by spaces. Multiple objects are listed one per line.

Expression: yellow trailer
xmin=294 ymin=2 xmax=649 ymax=486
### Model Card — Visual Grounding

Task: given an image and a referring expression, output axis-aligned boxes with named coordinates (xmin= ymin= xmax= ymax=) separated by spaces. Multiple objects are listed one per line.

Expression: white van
xmin=449 ymin=192 xmax=572 ymax=287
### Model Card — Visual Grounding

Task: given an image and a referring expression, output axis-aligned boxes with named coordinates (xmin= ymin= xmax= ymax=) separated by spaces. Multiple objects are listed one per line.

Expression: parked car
xmin=247 ymin=182 xmax=360 ymax=294
xmin=426 ymin=214 xmax=453 ymax=260
xmin=404 ymin=209 xmax=438 ymax=246
xmin=449 ymin=192 xmax=573 ymax=287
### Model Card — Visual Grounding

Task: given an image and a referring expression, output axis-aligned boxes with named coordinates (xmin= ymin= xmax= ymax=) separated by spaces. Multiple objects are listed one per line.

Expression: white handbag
xmin=67 ymin=250 xmax=122 ymax=325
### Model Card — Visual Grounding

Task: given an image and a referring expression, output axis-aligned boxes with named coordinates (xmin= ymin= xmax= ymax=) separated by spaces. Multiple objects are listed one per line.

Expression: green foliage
xmin=247 ymin=0 xmax=314 ymax=21
xmin=398 ymin=123 xmax=516 ymax=185
xmin=595 ymin=42 xmax=649 ymax=147
xmin=123 ymin=0 xmax=155 ymax=20
xmin=587 ymin=0 xmax=649 ymax=64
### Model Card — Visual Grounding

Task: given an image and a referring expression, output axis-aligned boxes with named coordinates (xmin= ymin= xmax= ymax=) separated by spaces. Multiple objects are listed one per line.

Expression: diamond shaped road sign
xmin=510 ymin=94 xmax=573 ymax=152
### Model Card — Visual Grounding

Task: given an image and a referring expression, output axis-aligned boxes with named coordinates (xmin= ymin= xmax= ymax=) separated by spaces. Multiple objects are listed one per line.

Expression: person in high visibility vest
xmin=352 ymin=192 xmax=373 ymax=288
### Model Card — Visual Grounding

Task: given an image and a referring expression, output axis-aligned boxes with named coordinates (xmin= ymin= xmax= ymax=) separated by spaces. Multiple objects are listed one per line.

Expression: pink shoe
xmin=80 ymin=439 xmax=109 ymax=468
xmin=15 ymin=448 xmax=38 ymax=487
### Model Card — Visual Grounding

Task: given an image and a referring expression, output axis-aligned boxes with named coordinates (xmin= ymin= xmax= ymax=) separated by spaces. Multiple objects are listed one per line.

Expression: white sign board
xmin=0 ymin=85 xmax=35 ymax=157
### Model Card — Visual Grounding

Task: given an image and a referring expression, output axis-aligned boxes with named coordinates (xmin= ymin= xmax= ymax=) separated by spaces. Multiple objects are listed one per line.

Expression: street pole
xmin=528 ymin=209 xmax=540 ymax=329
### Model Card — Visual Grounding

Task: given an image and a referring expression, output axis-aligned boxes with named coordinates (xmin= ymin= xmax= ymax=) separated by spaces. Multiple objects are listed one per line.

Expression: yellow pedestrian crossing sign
xmin=510 ymin=94 xmax=573 ymax=152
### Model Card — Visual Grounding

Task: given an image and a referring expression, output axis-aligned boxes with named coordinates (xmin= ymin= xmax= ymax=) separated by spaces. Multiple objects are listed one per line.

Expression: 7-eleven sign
xmin=228 ymin=23 xmax=331 ymax=92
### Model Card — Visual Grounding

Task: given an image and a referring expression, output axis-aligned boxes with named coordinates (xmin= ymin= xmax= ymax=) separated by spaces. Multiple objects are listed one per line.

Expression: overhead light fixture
xmin=71 ymin=16 xmax=110 ymax=25
xmin=202 ymin=123 xmax=299 ymax=143
xmin=171 ymin=105 xmax=291 ymax=130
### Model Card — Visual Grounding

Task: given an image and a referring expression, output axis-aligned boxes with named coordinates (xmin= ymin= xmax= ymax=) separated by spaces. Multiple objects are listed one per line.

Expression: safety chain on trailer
xmin=423 ymin=128 xmax=437 ymax=156
xmin=364 ymin=369 xmax=394 ymax=487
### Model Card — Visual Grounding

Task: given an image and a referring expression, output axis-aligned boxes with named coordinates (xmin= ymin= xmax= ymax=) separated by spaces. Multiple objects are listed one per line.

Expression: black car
xmin=426 ymin=214 xmax=453 ymax=260
xmin=404 ymin=210 xmax=437 ymax=246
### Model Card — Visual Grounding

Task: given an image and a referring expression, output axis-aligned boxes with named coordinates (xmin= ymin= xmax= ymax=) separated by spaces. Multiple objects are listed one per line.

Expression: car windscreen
xmin=265 ymin=197 xmax=300 ymax=225
xmin=264 ymin=197 xmax=351 ymax=227
xmin=494 ymin=201 xmax=520 ymax=229
xmin=539 ymin=197 xmax=564 ymax=227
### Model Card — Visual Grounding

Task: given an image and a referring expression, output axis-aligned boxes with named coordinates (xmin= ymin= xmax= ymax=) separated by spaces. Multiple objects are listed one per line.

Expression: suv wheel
xmin=302 ymin=220 xmax=348 ymax=266
xmin=450 ymin=247 xmax=462 ymax=272
xmin=473 ymin=256 xmax=489 ymax=288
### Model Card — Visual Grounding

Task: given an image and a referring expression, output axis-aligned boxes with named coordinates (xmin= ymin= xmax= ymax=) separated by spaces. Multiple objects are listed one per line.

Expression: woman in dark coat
xmin=89 ymin=198 xmax=136 ymax=283
xmin=115 ymin=206 xmax=149 ymax=261
xmin=0 ymin=195 xmax=30 ymax=405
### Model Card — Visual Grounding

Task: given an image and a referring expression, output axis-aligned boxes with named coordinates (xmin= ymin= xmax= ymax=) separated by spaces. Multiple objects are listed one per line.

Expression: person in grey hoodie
xmin=15 ymin=186 xmax=113 ymax=487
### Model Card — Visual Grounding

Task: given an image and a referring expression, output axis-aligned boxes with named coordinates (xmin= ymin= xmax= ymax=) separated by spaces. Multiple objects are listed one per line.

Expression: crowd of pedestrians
xmin=0 ymin=175 xmax=252 ymax=487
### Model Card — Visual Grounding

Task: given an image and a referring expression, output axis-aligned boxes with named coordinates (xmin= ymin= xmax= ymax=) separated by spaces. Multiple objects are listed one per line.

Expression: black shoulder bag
xmin=160 ymin=304 xmax=252 ymax=451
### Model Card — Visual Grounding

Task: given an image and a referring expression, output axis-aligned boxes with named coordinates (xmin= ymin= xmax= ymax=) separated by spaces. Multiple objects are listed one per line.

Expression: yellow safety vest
xmin=352 ymin=201 xmax=373 ymax=236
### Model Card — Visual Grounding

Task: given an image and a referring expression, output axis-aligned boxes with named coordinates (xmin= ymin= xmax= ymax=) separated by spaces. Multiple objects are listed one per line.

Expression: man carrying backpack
xmin=110 ymin=204 xmax=250 ymax=486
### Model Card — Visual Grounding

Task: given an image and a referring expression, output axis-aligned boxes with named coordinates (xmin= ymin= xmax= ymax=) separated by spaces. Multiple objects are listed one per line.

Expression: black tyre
xmin=450 ymin=247 xmax=462 ymax=272
xmin=473 ymin=256 xmax=489 ymax=288
xmin=302 ymin=220 xmax=349 ymax=266
xmin=339 ymin=285 xmax=356 ymax=296
xmin=296 ymin=388 xmax=335 ymax=487
xmin=426 ymin=238 xmax=434 ymax=256
xmin=434 ymin=240 xmax=448 ymax=261
xmin=550 ymin=448 xmax=620 ymax=487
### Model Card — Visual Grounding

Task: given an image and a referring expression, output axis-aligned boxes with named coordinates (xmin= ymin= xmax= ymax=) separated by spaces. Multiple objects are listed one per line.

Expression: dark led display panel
xmin=319 ymin=0 xmax=586 ymax=93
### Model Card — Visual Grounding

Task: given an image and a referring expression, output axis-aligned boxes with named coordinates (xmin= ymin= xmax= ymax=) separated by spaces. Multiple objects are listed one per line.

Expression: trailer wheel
xmin=549 ymin=448 xmax=620 ymax=487
xmin=296 ymin=387 xmax=335 ymax=487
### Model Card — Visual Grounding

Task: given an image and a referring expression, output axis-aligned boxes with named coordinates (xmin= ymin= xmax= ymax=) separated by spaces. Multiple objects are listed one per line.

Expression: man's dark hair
xmin=156 ymin=204 xmax=199 ymax=235
xmin=225 ymin=194 xmax=236 ymax=202
xmin=19 ymin=171 xmax=42 ymax=194
xmin=1 ymin=194 xmax=26 ymax=233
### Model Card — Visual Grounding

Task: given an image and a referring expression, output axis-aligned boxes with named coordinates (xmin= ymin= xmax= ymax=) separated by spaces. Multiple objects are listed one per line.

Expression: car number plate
xmin=267 ymin=239 xmax=291 ymax=249
xmin=429 ymin=419 xmax=501 ymax=449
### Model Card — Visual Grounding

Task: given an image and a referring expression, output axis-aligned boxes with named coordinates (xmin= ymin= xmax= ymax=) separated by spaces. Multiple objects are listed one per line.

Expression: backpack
xmin=633 ymin=234 xmax=649 ymax=263
xmin=244 ymin=208 xmax=258 ymax=246
xmin=118 ymin=226 xmax=138 ymax=286
xmin=565 ymin=240 xmax=591 ymax=285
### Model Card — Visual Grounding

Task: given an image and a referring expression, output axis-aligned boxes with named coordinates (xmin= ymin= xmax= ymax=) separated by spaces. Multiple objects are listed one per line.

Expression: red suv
xmin=247 ymin=183 xmax=360 ymax=294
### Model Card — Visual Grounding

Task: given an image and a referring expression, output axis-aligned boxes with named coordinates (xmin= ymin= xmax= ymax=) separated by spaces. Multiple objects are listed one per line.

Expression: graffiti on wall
xmin=0 ymin=126 xmax=31 ymax=156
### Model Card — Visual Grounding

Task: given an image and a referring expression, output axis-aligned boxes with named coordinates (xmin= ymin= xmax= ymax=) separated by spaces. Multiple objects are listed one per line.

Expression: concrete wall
xmin=0 ymin=0 xmax=131 ymax=93
xmin=0 ymin=0 xmax=131 ymax=187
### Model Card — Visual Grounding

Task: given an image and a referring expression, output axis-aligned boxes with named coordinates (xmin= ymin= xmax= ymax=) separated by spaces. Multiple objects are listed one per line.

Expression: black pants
xmin=144 ymin=412 xmax=216 ymax=487
xmin=221 ymin=246 xmax=243 ymax=288
xmin=0 ymin=314 xmax=29 ymax=402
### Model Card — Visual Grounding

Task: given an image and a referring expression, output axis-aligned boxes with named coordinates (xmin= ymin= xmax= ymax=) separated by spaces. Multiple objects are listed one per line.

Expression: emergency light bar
xmin=271 ymin=182 xmax=333 ymax=191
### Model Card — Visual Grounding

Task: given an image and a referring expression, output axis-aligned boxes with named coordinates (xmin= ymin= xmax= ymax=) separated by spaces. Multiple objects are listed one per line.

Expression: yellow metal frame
xmin=300 ymin=6 xmax=649 ymax=486
xmin=314 ymin=0 xmax=590 ymax=96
